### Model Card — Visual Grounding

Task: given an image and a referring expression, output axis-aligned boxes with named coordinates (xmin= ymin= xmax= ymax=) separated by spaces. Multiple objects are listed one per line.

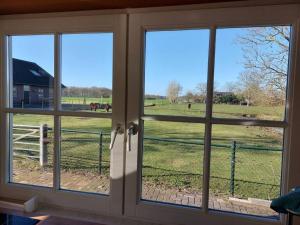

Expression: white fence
xmin=13 ymin=124 xmax=48 ymax=166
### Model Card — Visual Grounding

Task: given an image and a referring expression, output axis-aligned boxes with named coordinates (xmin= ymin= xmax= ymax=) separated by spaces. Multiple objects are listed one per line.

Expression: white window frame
xmin=125 ymin=4 xmax=300 ymax=225
xmin=0 ymin=12 xmax=127 ymax=216
xmin=0 ymin=3 xmax=299 ymax=225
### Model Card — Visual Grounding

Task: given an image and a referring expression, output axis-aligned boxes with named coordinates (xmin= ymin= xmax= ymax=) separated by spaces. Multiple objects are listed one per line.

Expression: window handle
xmin=127 ymin=122 xmax=138 ymax=152
xmin=109 ymin=124 xmax=122 ymax=150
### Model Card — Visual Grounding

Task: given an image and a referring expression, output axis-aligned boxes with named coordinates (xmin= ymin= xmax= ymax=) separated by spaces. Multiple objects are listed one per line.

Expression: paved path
xmin=13 ymin=168 xmax=276 ymax=217
xmin=142 ymin=183 xmax=276 ymax=217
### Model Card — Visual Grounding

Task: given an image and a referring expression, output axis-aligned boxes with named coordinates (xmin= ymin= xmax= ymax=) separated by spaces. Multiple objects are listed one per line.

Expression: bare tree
xmin=195 ymin=82 xmax=218 ymax=103
xmin=196 ymin=83 xmax=207 ymax=96
xmin=185 ymin=91 xmax=195 ymax=102
xmin=224 ymin=82 xmax=239 ymax=93
xmin=166 ymin=81 xmax=182 ymax=103
xmin=237 ymin=71 xmax=264 ymax=106
xmin=195 ymin=82 xmax=207 ymax=103
xmin=238 ymin=26 xmax=289 ymax=103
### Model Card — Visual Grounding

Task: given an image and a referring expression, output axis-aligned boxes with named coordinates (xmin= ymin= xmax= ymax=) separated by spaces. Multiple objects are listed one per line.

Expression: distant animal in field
xmin=104 ymin=103 xmax=112 ymax=112
xmin=144 ymin=104 xmax=156 ymax=107
xmin=90 ymin=103 xmax=99 ymax=111
xmin=90 ymin=103 xmax=112 ymax=112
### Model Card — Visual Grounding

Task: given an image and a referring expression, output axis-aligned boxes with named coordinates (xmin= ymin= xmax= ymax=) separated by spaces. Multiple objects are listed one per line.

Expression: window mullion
xmin=202 ymin=27 xmax=216 ymax=213
xmin=0 ymin=36 xmax=4 ymax=184
xmin=7 ymin=36 xmax=13 ymax=182
xmin=7 ymin=36 xmax=13 ymax=109
xmin=53 ymin=33 xmax=62 ymax=190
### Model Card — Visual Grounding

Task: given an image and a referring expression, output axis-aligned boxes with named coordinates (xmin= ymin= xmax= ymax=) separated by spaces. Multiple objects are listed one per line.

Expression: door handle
xmin=127 ymin=122 xmax=138 ymax=152
xmin=109 ymin=124 xmax=122 ymax=150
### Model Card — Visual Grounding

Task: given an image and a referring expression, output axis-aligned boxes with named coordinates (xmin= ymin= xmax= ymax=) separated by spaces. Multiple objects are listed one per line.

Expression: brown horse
xmin=104 ymin=103 xmax=112 ymax=112
xmin=90 ymin=103 xmax=100 ymax=111
xmin=90 ymin=103 xmax=112 ymax=112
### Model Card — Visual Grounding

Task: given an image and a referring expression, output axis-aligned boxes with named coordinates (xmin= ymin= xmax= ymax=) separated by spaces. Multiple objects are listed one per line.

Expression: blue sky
xmin=145 ymin=28 xmax=246 ymax=95
xmin=12 ymin=33 xmax=113 ymax=89
xmin=12 ymin=29 xmax=246 ymax=95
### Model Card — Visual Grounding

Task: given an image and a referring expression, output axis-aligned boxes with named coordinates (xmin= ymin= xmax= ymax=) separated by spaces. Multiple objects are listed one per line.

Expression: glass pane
xmin=141 ymin=121 xmax=204 ymax=207
xmin=10 ymin=35 xmax=54 ymax=110
xmin=213 ymin=26 xmax=290 ymax=121
xmin=144 ymin=30 xmax=209 ymax=117
xmin=60 ymin=117 xmax=111 ymax=194
xmin=61 ymin=33 xmax=113 ymax=113
xmin=11 ymin=114 xmax=53 ymax=187
xmin=209 ymin=125 xmax=283 ymax=218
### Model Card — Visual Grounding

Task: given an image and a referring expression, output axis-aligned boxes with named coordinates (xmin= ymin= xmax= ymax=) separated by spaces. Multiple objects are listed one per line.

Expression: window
xmin=124 ymin=5 xmax=298 ymax=225
xmin=38 ymin=88 xmax=44 ymax=98
xmin=60 ymin=117 xmax=111 ymax=194
xmin=10 ymin=114 xmax=54 ymax=187
xmin=13 ymin=87 xmax=17 ymax=98
xmin=7 ymin=35 xmax=55 ymax=185
xmin=144 ymin=30 xmax=209 ymax=117
xmin=142 ymin=121 xmax=205 ymax=207
xmin=61 ymin=33 xmax=113 ymax=112
xmin=23 ymin=85 xmax=30 ymax=92
xmin=6 ymin=33 xmax=114 ymax=192
xmin=10 ymin=35 xmax=54 ymax=109
xmin=141 ymin=29 xmax=209 ymax=207
xmin=138 ymin=26 xmax=290 ymax=218
xmin=213 ymin=27 xmax=289 ymax=121
xmin=209 ymin=125 xmax=284 ymax=217
xmin=208 ymin=26 xmax=290 ymax=217
xmin=0 ymin=12 xmax=127 ymax=214
xmin=59 ymin=33 xmax=113 ymax=194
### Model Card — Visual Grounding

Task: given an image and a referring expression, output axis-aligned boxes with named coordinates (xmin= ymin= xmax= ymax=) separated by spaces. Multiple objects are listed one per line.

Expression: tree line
xmin=166 ymin=81 xmax=243 ymax=105
xmin=62 ymin=86 xmax=112 ymax=98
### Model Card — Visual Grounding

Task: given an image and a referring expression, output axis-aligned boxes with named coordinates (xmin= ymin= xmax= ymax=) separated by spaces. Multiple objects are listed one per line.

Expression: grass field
xmin=11 ymin=99 xmax=284 ymax=201
xmin=62 ymin=96 xmax=284 ymax=120
xmin=62 ymin=96 xmax=112 ymax=105
xmin=144 ymin=100 xmax=284 ymax=120
xmin=142 ymin=121 xmax=282 ymax=200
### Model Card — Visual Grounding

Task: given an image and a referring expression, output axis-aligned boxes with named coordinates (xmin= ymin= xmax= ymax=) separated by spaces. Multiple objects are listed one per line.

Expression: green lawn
xmin=13 ymin=115 xmax=111 ymax=174
xmin=142 ymin=121 xmax=282 ymax=200
xmin=11 ymin=101 xmax=284 ymax=200
xmin=62 ymin=97 xmax=112 ymax=105
xmin=62 ymin=96 xmax=284 ymax=120
xmin=144 ymin=101 xmax=284 ymax=120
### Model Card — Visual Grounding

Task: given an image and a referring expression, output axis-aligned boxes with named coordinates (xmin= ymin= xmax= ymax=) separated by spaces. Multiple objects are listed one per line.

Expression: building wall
xmin=13 ymin=85 xmax=51 ymax=107
xmin=13 ymin=85 xmax=24 ymax=105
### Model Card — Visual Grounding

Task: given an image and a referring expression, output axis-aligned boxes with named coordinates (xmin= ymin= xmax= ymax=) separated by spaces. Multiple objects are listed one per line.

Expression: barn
xmin=13 ymin=58 xmax=65 ymax=108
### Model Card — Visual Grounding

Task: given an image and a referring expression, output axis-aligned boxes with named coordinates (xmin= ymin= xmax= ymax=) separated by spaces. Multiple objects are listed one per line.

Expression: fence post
xmin=99 ymin=131 xmax=103 ymax=174
xmin=40 ymin=124 xmax=48 ymax=166
xmin=230 ymin=140 xmax=237 ymax=196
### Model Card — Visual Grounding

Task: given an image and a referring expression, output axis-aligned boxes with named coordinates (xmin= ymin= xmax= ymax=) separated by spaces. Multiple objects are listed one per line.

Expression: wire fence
xmin=13 ymin=125 xmax=282 ymax=200
xmin=143 ymin=136 xmax=282 ymax=200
